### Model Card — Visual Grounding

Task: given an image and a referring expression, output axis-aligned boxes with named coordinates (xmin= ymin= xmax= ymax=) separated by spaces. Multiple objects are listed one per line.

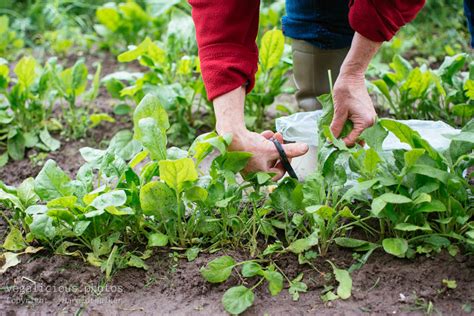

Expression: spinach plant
xmin=51 ymin=58 xmax=109 ymax=139
xmin=372 ymin=54 xmax=473 ymax=126
xmin=0 ymin=15 xmax=25 ymax=61
xmin=246 ymin=29 xmax=292 ymax=130
xmin=107 ymin=31 xmax=210 ymax=146
xmin=0 ymin=56 xmax=59 ymax=166
xmin=0 ymin=93 xmax=260 ymax=277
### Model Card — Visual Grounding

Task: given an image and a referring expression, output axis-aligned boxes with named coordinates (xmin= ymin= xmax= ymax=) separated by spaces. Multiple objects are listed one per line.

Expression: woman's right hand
xmin=214 ymin=86 xmax=308 ymax=180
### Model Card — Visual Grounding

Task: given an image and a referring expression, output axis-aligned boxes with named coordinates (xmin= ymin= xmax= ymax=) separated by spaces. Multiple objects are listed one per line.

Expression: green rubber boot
xmin=292 ymin=39 xmax=349 ymax=111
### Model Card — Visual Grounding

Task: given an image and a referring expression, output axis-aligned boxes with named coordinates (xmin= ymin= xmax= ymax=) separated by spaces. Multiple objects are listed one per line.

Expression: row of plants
xmin=0 ymin=56 xmax=112 ymax=166
xmin=1 ymin=90 xmax=472 ymax=313
xmin=371 ymin=53 xmax=474 ymax=126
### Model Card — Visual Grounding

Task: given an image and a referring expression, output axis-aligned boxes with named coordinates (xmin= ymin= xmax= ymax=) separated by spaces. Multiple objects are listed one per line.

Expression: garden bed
xmin=1 ymin=240 xmax=472 ymax=315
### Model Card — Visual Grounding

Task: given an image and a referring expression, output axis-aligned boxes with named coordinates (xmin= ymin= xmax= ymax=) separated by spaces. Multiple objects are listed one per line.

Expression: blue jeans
xmin=282 ymin=0 xmax=354 ymax=50
xmin=284 ymin=0 xmax=474 ymax=49
xmin=465 ymin=0 xmax=474 ymax=47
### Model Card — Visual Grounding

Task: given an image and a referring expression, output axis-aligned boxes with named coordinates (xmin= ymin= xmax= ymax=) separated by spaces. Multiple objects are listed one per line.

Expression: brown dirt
xmin=0 ymin=245 xmax=472 ymax=315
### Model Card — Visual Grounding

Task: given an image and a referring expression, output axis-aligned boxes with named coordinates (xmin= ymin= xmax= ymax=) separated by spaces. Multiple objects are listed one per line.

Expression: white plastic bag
xmin=275 ymin=110 xmax=460 ymax=179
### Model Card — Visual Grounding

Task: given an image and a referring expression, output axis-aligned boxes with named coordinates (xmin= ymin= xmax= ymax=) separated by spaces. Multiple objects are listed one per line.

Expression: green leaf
xmin=185 ymin=247 xmax=200 ymax=262
xmin=147 ymin=0 xmax=181 ymax=16
xmin=335 ymin=237 xmax=373 ymax=250
xmin=394 ymin=223 xmax=432 ymax=232
xmin=89 ymin=113 xmax=115 ymax=128
xmin=306 ymin=205 xmax=335 ymax=221
xmin=404 ymin=149 xmax=425 ymax=169
xmin=148 ymin=232 xmax=168 ymax=247
xmin=360 ymin=122 xmax=388 ymax=151
xmin=372 ymin=79 xmax=392 ymax=104
xmin=341 ymin=179 xmax=378 ymax=202
xmin=17 ymin=178 xmax=39 ymax=208
xmin=328 ymin=261 xmax=352 ymax=300
xmin=108 ymin=130 xmax=142 ymax=161
xmin=321 ymin=291 xmax=339 ymax=302
xmin=289 ymin=273 xmax=307 ymax=301
xmin=380 ymin=119 xmax=441 ymax=162
xmin=185 ymin=186 xmax=208 ymax=202
xmin=118 ymin=37 xmax=165 ymax=63
xmin=0 ymin=153 xmax=8 ymax=167
xmin=96 ymin=6 xmax=120 ymax=32
xmin=382 ymin=238 xmax=408 ymax=258
xmin=34 ymin=160 xmax=73 ymax=200
xmin=104 ymin=206 xmax=134 ymax=216
xmin=363 ymin=148 xmax=381 ymax=175
xmin=287 ymin=232 xmax=318 ymax=254
xmin=140 ymin=181 xmax=177 ymax=217
xmin=104 ymin=245 xmax=118 ymax=280
xmin=390 ymin=54 xmax=412 ymax=79
xmin=127 ymin=254 xmax=149 ymax=270
xmin=200 ymin=255 xmax=235 ymax=283
xmin=159 ymin=158 xmax=198 ymax=193
xmin=138 ymin=117 xmax=167 ymax=161
xmin=222 ymin=286 xmax=255 ymax=315
xmin=71 ymin=59 xmax=88 ymax=95
xmin=133 ymin=94 xmax=169 ymax=160
xmin=14 ymin=56 xmax=37 ymax=89
xmin=371 ymin=193 xmax=412 ymax=216
xmin=28 ymin=213 xmax=56 ymax=240
xmin=409 ymin=165 xmax=450 ymax=184
xmin=442 ymin=279 xmax=457 ymax=289
xmin=446 ymin=131 xmax=474 ymax=144
xmin=2 ymin=227 xmax=27 ymax=251
xmin=415 ymin=200 xmax=446 ymax=213
xmin=39 ymin=128 xmax=60 ymax=152
xmin=90 ymin=190 xmax=127 ymax=210
xmin=452 ymin=103 xmax=474 ymax=118
xmin=7 ymin=131 xmax=25 ymax=161
xmin=113 ymin=103 xmax=132 ymax=115
xmin=437 ymin=53 xmax=466 ymax=84
xmin=241 ymin=262 xmax=263 ymax=278
xmin=263 ymin=270 xmax=284 ymax=296
xmin=85 ymin=63 xmax=102 ymax=102
xmin=260 ymin=29 xmax=284 ymax=70
xmin=270 ymin=178 xmax=303 ymax=212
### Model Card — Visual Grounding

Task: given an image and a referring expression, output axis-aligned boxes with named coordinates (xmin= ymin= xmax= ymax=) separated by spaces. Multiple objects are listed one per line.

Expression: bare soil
xmin=0 ymin=243 xmax=472 ymax=315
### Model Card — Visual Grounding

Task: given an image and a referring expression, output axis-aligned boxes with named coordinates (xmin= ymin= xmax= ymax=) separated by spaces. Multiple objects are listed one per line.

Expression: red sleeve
xmin=349 ymin=0 xmax=425 ymax=42
xmin=189 ymin=0 xmax=260 ymax=101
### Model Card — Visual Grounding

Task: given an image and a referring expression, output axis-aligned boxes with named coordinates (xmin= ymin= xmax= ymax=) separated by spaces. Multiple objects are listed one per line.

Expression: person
xmin=188 ymin=1 xmax=427 ymax=180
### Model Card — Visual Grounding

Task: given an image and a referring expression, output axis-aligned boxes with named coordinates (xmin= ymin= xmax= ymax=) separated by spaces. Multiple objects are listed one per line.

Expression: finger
xmin=330 ymin=108 xmax=348 ymax=138
xmin=273 ymin=132 xmax=284 ymax=143
xmin=269 ymin=165 xmax=285 ymax=181
xmin=261 ymin=130 xmax=274 ymax=139
xmin=281 ymin=142 xmax=309 ymax=158
xmin=342 ymin=125 xmax=365 ymax=147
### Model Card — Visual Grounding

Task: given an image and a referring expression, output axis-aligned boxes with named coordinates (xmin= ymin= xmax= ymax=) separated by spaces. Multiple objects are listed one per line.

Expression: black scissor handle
xmin=270 ymin=137 xmax=299 ymax=180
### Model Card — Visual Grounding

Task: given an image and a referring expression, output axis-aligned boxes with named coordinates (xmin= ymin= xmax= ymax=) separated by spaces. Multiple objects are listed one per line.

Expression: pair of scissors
xmin=269 ymin=137 xmax=298 ymax=180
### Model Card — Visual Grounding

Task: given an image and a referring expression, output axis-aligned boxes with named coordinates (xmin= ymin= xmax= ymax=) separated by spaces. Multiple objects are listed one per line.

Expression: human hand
xmin=330 ymin=74 xmax=377 ymax=146
xmin=329 ymin=32 xmax=380 ymax=146
xmin=226 ymin=129 xmax=308 ymax=181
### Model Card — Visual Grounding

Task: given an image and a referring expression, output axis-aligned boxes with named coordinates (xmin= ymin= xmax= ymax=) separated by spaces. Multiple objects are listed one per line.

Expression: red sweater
xmin=189 ymin=0 xmax=425 ymax=101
